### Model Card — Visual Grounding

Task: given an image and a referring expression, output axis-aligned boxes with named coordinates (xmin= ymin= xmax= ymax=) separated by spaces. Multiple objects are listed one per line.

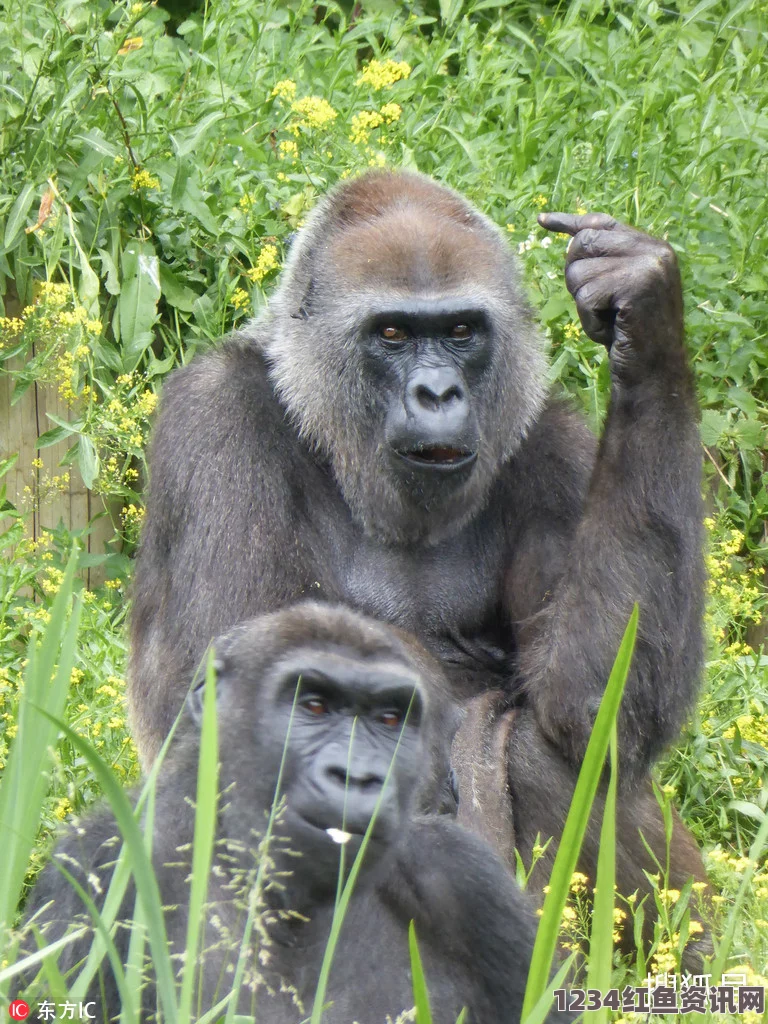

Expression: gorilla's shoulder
xmin=521 ymin=395 xmax=598 ymax=471
xmin=160 ymin=336 xmax=279 ymax=416
xmin=22 ymin=806 xmax=124 ymax=927
xmin=497 ymin=395 xmax=598 ymax=517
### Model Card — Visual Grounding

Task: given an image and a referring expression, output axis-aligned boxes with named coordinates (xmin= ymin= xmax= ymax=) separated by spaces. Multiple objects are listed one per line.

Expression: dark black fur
xmin=130 ymin=171 xmax=705 ymax=898
xmin=22 ymin=605 xmax=552 ymax=1023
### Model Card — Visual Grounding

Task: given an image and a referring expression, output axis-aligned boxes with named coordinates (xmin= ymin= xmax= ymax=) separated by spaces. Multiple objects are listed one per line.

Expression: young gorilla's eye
xmin=450 ymin=324 xmax=472 ymax=340
xmin=301 ymin=696 xmax=330 ymax=716
xmin=380 ymin=326 xmax=408 ymax=343
xmin=379 ymin=709 xmax=403 ymax=728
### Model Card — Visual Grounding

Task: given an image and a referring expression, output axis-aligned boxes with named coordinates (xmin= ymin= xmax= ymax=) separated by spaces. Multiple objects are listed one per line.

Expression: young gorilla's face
xmin=198 ymin=614 xmax=433 ymax=889
xmin=270 ymin=646 xmax=425 ymax=855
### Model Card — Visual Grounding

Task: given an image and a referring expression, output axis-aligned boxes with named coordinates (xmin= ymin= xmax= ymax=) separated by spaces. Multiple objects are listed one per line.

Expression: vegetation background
xmin=0 ymin=0 xmax=766 ymax=1018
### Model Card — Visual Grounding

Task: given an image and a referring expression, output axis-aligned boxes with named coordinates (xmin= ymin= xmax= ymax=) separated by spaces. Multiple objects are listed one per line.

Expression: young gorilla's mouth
xmin=397 ymin=445 xmax=477 ymax=469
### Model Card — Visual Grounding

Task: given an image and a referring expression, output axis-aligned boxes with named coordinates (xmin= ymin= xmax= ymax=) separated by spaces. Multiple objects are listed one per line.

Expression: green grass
xmin=1 ymin=0 xmax=767 ymax=1019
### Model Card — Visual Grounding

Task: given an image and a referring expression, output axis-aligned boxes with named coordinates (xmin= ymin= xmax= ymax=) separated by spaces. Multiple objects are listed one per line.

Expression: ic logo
xmin=8 ymin=1002 xmax=30 ymax=1021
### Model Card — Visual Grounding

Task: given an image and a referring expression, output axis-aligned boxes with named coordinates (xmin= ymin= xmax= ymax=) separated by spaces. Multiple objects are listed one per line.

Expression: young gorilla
xmin=23 ymin=604 xmax=553 ymax=1023
xmin=131 ymin=171 xmax=706 ymax=907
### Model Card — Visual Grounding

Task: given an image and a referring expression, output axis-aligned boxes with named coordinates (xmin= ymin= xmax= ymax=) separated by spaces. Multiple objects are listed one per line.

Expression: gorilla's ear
xmin=186 ymin=652 xmax=228 ymax=727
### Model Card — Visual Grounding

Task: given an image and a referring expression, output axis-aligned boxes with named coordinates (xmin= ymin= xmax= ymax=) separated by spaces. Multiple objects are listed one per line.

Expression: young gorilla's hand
xmin=538 ymin=212 xmax=685 ymax=385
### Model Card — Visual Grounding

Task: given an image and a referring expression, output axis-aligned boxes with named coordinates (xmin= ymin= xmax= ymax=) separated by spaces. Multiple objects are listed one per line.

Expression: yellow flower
xmin=272 ymin=79 xmax=297 ymax=101
xmin=563 ymin=321 xmax=581 ymax=340
xmin=380 ymin=102 xmax=402 ymax=123
xmin=131 ymin=168 xmax=160 ymax=191
xmin=278 ymin=139 xmax=299 ymax=161
xmin=54 ymin=797 xmax=72 ymax=820
xmin=247 ymin=244 xmax=280 ymax=284
xmin=350 ymin=110 xmax=384 ymax=145
xmin=533 ymin=194 xmax=548 ymax=209
xmin=291 ymin=96 xmax=337 ymax=130
xmin=356 ymin=59 xmax=412 ymax=90
xmin=137 ymin=389 xmax=158 ymax=416
xmin=121 ymin=503 xmax=145 ymax=526
xmin=231 ymin=288 xmax=250 ymax=310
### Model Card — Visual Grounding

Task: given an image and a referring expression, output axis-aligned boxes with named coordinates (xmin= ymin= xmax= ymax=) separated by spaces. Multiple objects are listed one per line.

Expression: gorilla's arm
xmin=508 ymin=216 xmax=703 ymax=780
xmin=130 ymin=340 xmax=320 ymax=760
xmin=19 ymin=809 xmax=130 ymax=1002
xmin=389 ymin=817 xmax=563 ymax=1023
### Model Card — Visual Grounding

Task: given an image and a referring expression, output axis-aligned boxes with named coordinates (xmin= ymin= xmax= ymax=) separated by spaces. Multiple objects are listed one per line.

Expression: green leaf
xmin=77 ymin=435 xmax=99 ymax=488
xmin=97 ymin=247 xmax=121 ymax=296
xmin=439 ymin=0 xmax=463 ymax=26
xmin=539 ymin=294 xmax=573 ymax=323
xmin=4 ymin=183 xmax=36 ymax=249
xmin=118 ymin=239 xmax=161 ymax=370
xmin=700 ymin=409 xmax=729 ymax=446
xmin=159 ymin=262 xmax=200 ymax=313
xmin=36 ymin=424 xmax=75 ymax=448
xmin=0 ymin=453 xmax=18 ymax=478
xmin=732 ymin=418 xmax=765 ymax=451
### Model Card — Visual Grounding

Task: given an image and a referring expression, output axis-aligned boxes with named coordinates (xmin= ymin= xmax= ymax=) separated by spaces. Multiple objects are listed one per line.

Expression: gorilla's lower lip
xmin=395 ymin=447 xmax=477 ymax=471
xmin=295 ymin=811 xmax=367 ymax=841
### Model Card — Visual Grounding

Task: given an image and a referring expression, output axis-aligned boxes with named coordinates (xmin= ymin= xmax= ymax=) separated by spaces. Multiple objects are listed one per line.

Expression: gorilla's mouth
xmin=396 ymin=446 xmax=477 ymax=470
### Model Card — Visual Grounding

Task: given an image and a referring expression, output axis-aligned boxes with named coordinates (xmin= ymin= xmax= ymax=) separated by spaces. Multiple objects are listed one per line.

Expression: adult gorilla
xmin=130 ymin=171 xmax=705 ymax=898
xmin=23 ymin=605 xmax=550 ymax=1023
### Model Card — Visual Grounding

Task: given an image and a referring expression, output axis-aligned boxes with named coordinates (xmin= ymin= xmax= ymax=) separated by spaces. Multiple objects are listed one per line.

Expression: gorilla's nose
xmin=325 ymin=763 xmax=384 ymax=793
xmin=406 ymin=366 xmax=465 ymax=418
xmin=320 ymin=760 xmax=388 ymax=834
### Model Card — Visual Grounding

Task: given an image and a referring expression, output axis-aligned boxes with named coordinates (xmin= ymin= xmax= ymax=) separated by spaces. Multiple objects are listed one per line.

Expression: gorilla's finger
xmin=538 ymin=212 xmax=618 ymax=235
xmin=564 ymin=227 xmax=658 ymax=267
xmin=563 ymin=256 xmax=624 ymax=298
xmin=570 ymin=278 xmax=620 ymax=348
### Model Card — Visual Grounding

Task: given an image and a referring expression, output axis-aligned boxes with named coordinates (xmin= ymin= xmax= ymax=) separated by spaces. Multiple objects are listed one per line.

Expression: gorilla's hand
xmin=529 ymin=677 xmax=600 ymax=769
xmin=538 ymin=212 xmax=684 ymax=384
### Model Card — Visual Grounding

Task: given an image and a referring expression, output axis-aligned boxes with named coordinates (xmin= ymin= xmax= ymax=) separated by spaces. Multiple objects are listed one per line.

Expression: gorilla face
xmin=364 ymin=300 xmax=493 ymax=488
xmin=191 ymin=605 xmax=441 ymax=893
xmin=267 ymin=646 xmax=425 ymax=856
xmin=262 ymin=170 xmax=547 ymax=546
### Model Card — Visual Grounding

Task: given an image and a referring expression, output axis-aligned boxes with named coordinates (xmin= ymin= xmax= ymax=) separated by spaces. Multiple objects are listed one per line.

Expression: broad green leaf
xmin=77 ymin=435 xmax=99 ymax=488
xmin=118 ymin=239 xmax=161 ymax=370
xmin=4 ymin=183 xmax=36 ymax=248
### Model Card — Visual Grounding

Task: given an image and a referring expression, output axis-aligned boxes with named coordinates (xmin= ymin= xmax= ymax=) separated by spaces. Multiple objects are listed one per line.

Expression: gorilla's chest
xmin=337 ymin=520 xmax=504 ymax=640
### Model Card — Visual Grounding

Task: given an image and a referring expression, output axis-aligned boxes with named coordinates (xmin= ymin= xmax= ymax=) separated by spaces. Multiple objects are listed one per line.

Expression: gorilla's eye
xmin=379 ymin=709 xmax=403 ymax=728
xmin=379 ymin=326 xmax=408 ymax=344
xmin=302 ymin=696 xmax=330 ymax=716
xmin=450 ymin=324 xmax=472 ymax=340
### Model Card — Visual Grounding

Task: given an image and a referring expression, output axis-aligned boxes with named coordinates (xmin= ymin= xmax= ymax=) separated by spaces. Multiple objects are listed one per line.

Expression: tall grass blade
xmin=35 ymin=713 xmax=178 ymax=1024
xmin=0 ymin=547 xmax=81 ymax=942
xmin=521 ymin=605 xmax=638 ymax=1022
xmin=584 ymin=724 xmax=618 ymax=1024
xmin=179 ymin=649 xmax=220 ymax=1022
xmin=408 ymin=920 xmax=433 ymax=1024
